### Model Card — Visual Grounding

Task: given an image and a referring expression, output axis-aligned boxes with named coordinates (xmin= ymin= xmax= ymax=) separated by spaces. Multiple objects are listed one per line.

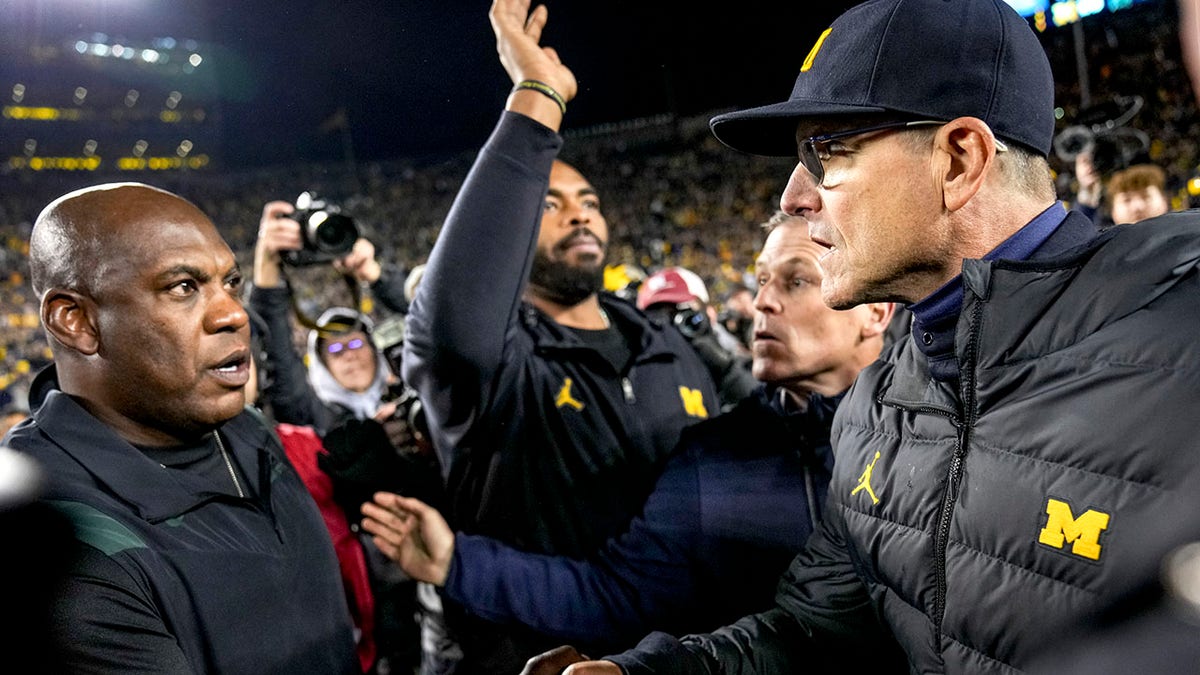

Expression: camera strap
xmin=279 ymin=266 xmax=366 ymax=335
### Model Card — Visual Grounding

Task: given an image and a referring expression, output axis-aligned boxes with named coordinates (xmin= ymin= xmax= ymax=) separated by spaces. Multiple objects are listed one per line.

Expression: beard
xmin=528 ymin=229 xmax=606 ymax=307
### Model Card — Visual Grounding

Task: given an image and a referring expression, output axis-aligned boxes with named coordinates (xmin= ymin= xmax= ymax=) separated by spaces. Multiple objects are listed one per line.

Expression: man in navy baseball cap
xmin=519 ymin=0 xmax=1200 ymax=673
xmin=709 ymin=0 xmax=1055 ymax=158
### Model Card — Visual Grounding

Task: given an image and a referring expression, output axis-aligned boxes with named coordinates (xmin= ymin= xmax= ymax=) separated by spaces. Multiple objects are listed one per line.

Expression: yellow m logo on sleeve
xmin=678 ymin=387 xmax=709 ymax=419
xmin=1037 ymin=498 xmax=1110 ymax=561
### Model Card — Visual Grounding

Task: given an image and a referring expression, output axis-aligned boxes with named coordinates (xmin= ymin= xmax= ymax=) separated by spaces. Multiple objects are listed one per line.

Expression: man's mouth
xmin=753 ymin=329 xmax=777 ymax=343
xmin=209 ymin=351 xmax=250 ymax=386
xmin=556 ymin=229 xmax=604 ymax=255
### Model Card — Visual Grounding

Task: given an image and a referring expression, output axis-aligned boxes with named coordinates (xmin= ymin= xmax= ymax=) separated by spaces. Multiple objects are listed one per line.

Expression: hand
xmin=372 ymin=400 xmax=400 ymax=424
xmin=333 ymin=238 xmax=383 ymax=284
xmin=489 ymin=0 xmax=577 ymax=126
xmin=519 ymin=646 xmax=595 ymax=675
xmin=563 ymin=663 xmax=623 ymax=675
xmin=360 ymin=492 xmax=454 ymax=585
xmin=1074 ymin=151 xmax=1102 ymax=207
xmin=253 ymin=201 xmax=302 ymax=287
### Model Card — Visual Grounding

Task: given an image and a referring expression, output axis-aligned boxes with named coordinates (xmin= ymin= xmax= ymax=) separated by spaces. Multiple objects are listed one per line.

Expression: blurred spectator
xmin=248 ymin=200 xmax=407 ymax=436
xmin=717 ymin=284 xmax=755 ymax=352
xmin=250 ymin=199 xmax=439 ymax=674
xmin=637 ymin=266 xmax=756 ymax=411
xmin=1107 ymin=163 xmax=1171 ymax=225
xmin=0 ymin=389 xmax=29 ymax=437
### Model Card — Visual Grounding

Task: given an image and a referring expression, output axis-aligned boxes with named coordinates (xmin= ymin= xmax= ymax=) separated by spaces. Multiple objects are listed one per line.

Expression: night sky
xmin=4 ymin=0 xmax=856 ymax=165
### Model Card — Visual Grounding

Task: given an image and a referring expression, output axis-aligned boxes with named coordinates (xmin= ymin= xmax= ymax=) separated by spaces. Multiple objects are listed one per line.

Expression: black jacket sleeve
xmin=401 ymin=112 xmax=563 ymax=470
xmin=606 ymin=504 xmax=898 ymax=674
xmin=247 ymin=284 xmax=326 ymax=430
xmin=369 ymin=264 xmax=410 ymax=315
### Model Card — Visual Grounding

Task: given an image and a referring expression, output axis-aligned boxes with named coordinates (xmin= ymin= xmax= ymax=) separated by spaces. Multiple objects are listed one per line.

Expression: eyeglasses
xmin=798 ymin=120 xmax=1008 ymax=187
xmin=325 ymin=337 xmax=366 ymax=356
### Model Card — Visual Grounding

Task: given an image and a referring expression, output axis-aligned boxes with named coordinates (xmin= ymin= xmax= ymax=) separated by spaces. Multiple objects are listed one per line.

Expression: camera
xmin=280 ymin=191 xmax=359 ymax=266
xmin=672 ymin=306 xmax=712 ymax=340
xmin=1053 ymin=95 xmax=1150 ymax=176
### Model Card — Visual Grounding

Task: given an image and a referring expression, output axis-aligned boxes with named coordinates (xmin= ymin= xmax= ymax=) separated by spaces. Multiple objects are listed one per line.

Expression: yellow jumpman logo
xmin=851 ymin=451 xmax=882 ymax=505
xmin=555 ymin=378 xmax=584 ymax=411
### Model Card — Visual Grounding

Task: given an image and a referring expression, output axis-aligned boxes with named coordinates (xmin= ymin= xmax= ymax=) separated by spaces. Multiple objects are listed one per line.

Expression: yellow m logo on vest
xmin=555 ymin=378 xmax=584 ymax=411
xmin=678 ymin=387 xmax=708 ymax=419
xmin=801 ymin=28 xmax=833 ymax=72
xmin=1038 ymin=498 xmax=1110 ymax=561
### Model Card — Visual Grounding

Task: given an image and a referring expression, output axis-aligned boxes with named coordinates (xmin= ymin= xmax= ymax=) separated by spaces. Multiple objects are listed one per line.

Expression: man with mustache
xmin=366 ymin=213 xmax=893 ymax=649
xmin=400 ymin=2 xmax=717 ymax=670
xmin=4 ymin=183 xmax=357 ymax=673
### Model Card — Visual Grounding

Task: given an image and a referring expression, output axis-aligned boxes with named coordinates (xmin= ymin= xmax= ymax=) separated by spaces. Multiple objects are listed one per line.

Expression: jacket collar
xmin=35 ymin=386 xmax=274 ymax=523
xmin=879 ymin=212 xmax=1200 ymax=409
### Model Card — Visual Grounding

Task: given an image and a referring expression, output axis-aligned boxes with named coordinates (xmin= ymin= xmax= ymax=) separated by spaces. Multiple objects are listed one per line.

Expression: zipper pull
xmin=621 ymin=377 xmax=636 ymax=403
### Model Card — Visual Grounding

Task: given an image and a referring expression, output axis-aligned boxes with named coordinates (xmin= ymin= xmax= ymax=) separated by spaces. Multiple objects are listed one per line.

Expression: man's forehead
xmin=759 ymin=228 xmax=823 ymax=267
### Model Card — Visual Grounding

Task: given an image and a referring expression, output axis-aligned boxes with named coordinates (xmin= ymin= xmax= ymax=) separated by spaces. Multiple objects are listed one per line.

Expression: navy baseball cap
xmin=710 ymin=0 xmax=1055 ymax=157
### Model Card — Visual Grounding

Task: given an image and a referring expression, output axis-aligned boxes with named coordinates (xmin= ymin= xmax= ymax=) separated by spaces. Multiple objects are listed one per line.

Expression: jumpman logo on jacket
xmin=555 ymin=378 xmax=584 ymax=411
xmin=851 ymin=451 xmax=881 ymax=505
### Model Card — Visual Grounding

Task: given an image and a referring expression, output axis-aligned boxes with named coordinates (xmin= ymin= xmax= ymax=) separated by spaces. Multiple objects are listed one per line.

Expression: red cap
xmin=636 ymin=267 xmax=710 ymax=309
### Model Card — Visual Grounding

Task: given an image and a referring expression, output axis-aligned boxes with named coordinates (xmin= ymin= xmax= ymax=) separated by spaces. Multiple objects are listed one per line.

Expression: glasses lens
xmin=799 ymin=140 xmax=824 ymax=186
xmin=326 ymin=342 xmax=344 ymax=355
xmin=347 ymin=338 xmax=364 ymax=351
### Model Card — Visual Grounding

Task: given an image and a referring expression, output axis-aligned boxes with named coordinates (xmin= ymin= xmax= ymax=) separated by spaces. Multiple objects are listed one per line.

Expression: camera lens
xmin=307 ymin=212 xmax=358 ymax=255
xmin=673 ymin=308 xmax=708 ymax=339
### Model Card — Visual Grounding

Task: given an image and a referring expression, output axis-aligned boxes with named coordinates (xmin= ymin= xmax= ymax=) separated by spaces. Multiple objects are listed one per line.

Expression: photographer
xmin=250 ymin=199 xmax=437 ymax=674
xmin=249 ymin=199 xmax=408 ymax=435
xmin=637 ymin=267 xmax=757 ymax=412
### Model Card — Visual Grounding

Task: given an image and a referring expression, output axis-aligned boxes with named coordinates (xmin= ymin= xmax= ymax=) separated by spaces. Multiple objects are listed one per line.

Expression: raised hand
xmin=489 ymin=0 xmax=577 ymax=128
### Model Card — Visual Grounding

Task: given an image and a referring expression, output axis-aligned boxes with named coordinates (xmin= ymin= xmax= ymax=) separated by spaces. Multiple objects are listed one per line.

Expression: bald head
xmin=30 ymin=182 xmax=250 ymax=445
xmin=30 ymin=183 xmax=212 ymax=300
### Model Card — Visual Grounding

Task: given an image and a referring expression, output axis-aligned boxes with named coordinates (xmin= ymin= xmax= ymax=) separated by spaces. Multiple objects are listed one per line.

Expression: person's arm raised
xmin=490 ymin=0 xmax=577 ymax=131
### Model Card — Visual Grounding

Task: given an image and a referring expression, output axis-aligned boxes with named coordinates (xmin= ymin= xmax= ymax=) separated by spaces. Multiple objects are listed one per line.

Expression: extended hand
xmin=519 ymin=646 xmax=623 ymax=675
xmin=361 ymin=492 xmax=455 ymax=585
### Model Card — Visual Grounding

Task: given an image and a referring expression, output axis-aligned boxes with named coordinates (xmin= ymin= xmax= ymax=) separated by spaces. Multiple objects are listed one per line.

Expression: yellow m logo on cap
xmin=1037 ymin=498 xmax=1110 ymax=561
xmin=802 ymin=28 xmax=833 ymax=72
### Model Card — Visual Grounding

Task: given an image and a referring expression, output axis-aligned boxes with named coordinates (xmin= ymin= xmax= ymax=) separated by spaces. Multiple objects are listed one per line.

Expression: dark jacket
xmin=9 ymin=383 xmax=358 ymax=674
xmin=402 ymin=112 xmax=718 ymax=670
xmin=442 ymin=387 xmax=836 ymax=650
xmin=609 ymin=211 xmax=1200 ymax=673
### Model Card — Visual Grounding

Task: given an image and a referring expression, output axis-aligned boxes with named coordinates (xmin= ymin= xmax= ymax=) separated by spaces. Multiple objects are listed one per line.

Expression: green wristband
xmin=512 ymin=79 xmax=567 ymax=115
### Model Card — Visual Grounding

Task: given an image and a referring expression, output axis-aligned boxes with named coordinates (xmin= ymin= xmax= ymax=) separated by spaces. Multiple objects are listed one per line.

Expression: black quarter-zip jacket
xmin=9 ymin=377 xmax=358 ymax=673
xmin=402 ymin=112 xmax=718 ymax=670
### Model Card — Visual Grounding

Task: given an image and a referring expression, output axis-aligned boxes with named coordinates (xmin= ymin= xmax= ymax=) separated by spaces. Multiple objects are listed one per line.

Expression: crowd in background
xmin=0 ymin=2 xmax=1196 ymax=412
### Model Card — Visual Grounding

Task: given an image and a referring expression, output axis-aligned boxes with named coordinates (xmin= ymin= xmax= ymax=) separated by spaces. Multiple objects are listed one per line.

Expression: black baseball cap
xmin=709 ymin=0 xmax=1055 ymax=157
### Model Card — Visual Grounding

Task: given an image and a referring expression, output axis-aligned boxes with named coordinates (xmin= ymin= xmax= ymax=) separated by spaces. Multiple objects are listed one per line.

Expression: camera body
xmin=672 ymin=306 xmax=712 ymax=340
xmin=281 ymin=191 xmax=359 ymax=266
xmin=1053 ymin=95 xmax=1149 ymax=177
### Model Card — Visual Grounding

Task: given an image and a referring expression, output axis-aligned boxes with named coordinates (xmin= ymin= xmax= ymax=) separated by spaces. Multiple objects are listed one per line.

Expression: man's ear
xmin=860 ymin=302 xmax=897 ymax=340
xmin=935 ymin=117 xmax=1001 ymax=212
xmin=42 ymin=289 xmax=100 ymax=356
